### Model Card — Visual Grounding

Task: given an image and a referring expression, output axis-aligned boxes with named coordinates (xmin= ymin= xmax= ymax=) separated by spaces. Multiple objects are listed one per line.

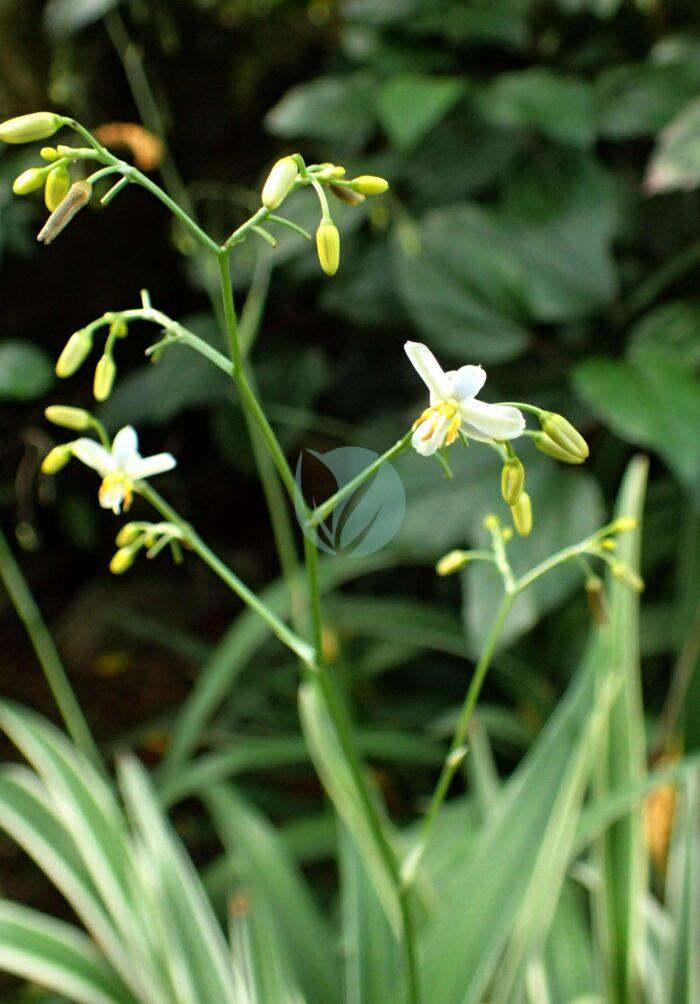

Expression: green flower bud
xmin=44 ymin=405 xmax=91 ymax=431
xmin=534 ymin=431 xmax=584 ymax=465
xmin=116 ymin=524 xmax=142 ymax=547
xmin=540 ymin=412 xmax=589 ymax=462
xmin=37 ymin=179 xmax=92 ymax=245
xmin=261 ymin=156 xmax=298 ymax=210
xmin=56 ymin=329 xmax=93 ymax=378
xmin=349 ymin=174 xmax=389 ymax=195
xmin=93 ymin=354 xmax=116 ymax=402
xmin=12 ymin=168 xmax=47 ymax=195
xmin=40 ymin=147 xmax=60 ymax=161
xmin=501 ymin=458 xmax=525 ymax=506
xmin=436 ymin=549 xmax=470 ymax=576
xmin=41 ymin=444 xmax=72 ymax=475
xmin=44 ymin=164 xmax=70 ymax=212
xmin=109 ymin=317 xmax=128 ymax=339
xmin=110 ymin=548 xmax=135 ymax=575
xmin=0 ymin=112 xmax=62 ymax=144
xmin=510 ymin=491 xmax=532 ymax=537
xmin=611 ymin=517 xmax=638 ymax=533
xmin=611 ymin=561 xmax=644 ymax=593
xmin=316 ymin=220 xmax=340 ymax=276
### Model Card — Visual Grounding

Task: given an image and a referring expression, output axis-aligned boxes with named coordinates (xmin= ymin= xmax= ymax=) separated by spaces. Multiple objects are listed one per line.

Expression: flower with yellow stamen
xmin=405 ymin=341 xmax=525 ymax=456
xmin=71 ymin=425 xmax=176 ymax=515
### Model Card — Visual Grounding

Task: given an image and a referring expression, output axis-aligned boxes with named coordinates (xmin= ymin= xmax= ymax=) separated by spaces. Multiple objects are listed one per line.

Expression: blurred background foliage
xmin=0 ymin=0 xmax=699 ymax=984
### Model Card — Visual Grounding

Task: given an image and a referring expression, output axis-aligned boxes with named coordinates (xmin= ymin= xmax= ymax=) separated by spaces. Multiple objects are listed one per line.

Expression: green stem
xmin=223 ymin=206 xmax=270 ymax=249
xmin=514 ymin=541 xmax=591 ymax=593
xmin=307 ymin=432 xmax=413 ymax=528
xmin=0 ymin=527 xmax=102 ymax=769
xmin=404 ymin=592 xmax=513 ymax=884
xmin=138 ymin=485 xmax=313 ymax=666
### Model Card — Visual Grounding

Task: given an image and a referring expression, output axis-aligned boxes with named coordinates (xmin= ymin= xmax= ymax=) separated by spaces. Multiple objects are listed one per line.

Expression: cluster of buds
xmin=259 ymin=154 xmax=389 ymax=277
xmin=499 ymin=454 xmax=532 ymax=537
xmin=54 ymin=311 xmax=129 ymax=401
xmin=109 ymin=521 xmax=185 ymax=575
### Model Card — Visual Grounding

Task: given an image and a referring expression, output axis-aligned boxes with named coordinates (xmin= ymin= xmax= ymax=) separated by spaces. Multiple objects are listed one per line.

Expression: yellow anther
xmin=99 ymin=473 xmax=134 ymax=513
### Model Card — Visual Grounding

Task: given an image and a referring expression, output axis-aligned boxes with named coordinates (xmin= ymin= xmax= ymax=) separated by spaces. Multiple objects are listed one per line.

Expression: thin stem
xmin=223 ymin=206 xmax=270 ymax=249
xmin=514 ymin=541 xmax=592 ymax=593
xmin=307 ymin=432 xmax=412 ymax=528
xmin=138 ymin=484 xmax=314 ymax=666
xmin=404 ymin=593 xmax=513 ymax=884
xmin=130 ymin=168 xmax=221 ymax=255
xmin=0 ymin=526 xmax=102 ymax=769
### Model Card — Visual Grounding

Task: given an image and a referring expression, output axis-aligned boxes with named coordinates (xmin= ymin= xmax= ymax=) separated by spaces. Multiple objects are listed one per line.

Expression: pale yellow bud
xmin=600 ymin=538 xmax=617 ymax=552
xmin=93 ymin=355 xmax=116 ymax=402
xmin=611 ymin=562 xmax=644 ymax=593
xmin=483 ymin=514 xmax=499 ymax=531
xmin=0 ymin=112 xmax=62 ymax=144
xmin=349 ymin=175 xmax=389 ymax=195
xmin=40 ymin=147 xmax=60 ymax=161
xmin=44 ymin=164 xmax=70 ymax=212
xmin=502 ymin=526 xmax=514 ymax=541
xmin=534 ymin=431 xmax=584 ymax=465
xmin=540 ymin=412 xmax=589 ymax=462
xmin=261 ymin=156 xmax=298 ymax=210
xmin=44 ymin=405 xmax=91 ymax=431
xmin=510 ymin=492 xmax=533 ymax=537
xmin=56 ymin=330 xmax=93 ymax=378
xmin=41 ymin=444 xmax=72 ymax=475
xmin=12 ymin=168 xmax=46 ymax=195
xmin=501 ymin=458 xmax=525 ymax=506
xmin=110 ymin=548 xmax=135 ymax=575
xmin=611 ymin=517 xmax=638 ymax=533
xmin=316 ymin=221 xmax=340 ymax=276
xmin=116 ymin=524 xmax=142 ymax=547
xmin=436 ymin=550 xmax=469 ymax=576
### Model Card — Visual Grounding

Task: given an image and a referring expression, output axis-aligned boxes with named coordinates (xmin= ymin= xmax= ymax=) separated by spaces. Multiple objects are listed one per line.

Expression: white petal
xmin=112 ymin=426 xmax=139 ymax=467
xmin=459 ymin=399 xmax=525 ymax=441
xmin=128 ymin=453 xmax=177 ymax=480
xmin=447 ymin=365 xmax=486 ymax=402
xmin=404 ymin=342 xmax=452 ymax=401
xmin=411 ymin=415 xmax=449 ymax=456
xmin=71 ymin=438 xmax=116 ymax=476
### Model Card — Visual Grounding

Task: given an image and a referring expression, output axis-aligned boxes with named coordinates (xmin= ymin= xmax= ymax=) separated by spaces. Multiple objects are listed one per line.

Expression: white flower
xmin=405 ymin=341 xmax=525 ymax=457
xmin=71 ymin=425 xmax=176 ymax=514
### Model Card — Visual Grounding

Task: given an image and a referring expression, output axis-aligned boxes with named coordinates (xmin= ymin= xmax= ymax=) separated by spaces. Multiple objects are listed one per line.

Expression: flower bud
xmin=93 ymin=355 xmax=116 ymax=402
xmin=56 ymin=329 xmax=93 ymax=378
xmin=40 ymin=147 xmax=60 ymax=161
xmin=501 ymin=458 xmax=525 ymax=506
xmin=109 ymin=317 xmax=128 ymax=339
xmin=116 ymin=524 xmax=142 ymax=547
xmin=12 ymin=168 xmax=46 ymax=195
xmin=261 ymin=156 xmax=298 ymax=210
xmin=41 ymin=444 xmax=72 ymax=475
xmin=600 ymin=538 xmax=617 ymax=552
xmin=37 ymin=180 xmax=92 ymax=245
xmin=316 ymin=221 xmax=340 ymax=276
xmin=44 ymin=164 xmax=70 ymax=212
xmin=611 ymin=561 xmax=644 ymax=593
xmin=0 ymin=112 xmax=62 ymax=144
xmin=317 ymin=164 xmax=346 ymax=180
xmin=534 ymin=431 xmax=584 ymax=465
xmin=436 ymin=550 xmax=469 ymax=576
xmin=585 ymin=576 xmax=607 ymax=626
xmin=349 ymin=175 xmax=389 ymax=195
xmin=540 ymin=412 xmax=589 ymax=462
xmin=110 ymin=548 xmax=135 ymax=575
xmin=330 ymin=185 xmax=366 ymax=206
xmin=44 ymin=405 xmax=91 ymax=431
xmin=510 ymin=491 xmax=532 ymax=537
xmin=611 ymin=517 xmax=638 ymax=533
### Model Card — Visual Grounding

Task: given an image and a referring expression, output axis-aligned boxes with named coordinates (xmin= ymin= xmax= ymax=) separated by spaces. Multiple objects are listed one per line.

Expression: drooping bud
xmin=510 ymin=491 xmax=532 ymax=537
xmin=611 ymin=561 xmax=644 ymax=593
xmin=40 ymin=147 xmax=60 ymax=161
xmin=330 ymin=185 xmax=366 ymax=206
xmin=316 ymin=221 xmax=340 ymax=276
xmin=93 ymin=354 xmax=116 ymax=401
xmin=585 ymin=576 xmax=608 ymax=626
xmin=349 ymin=175 xmax=389 ymax=195
xmin=44 ymin=405 xmax=91 ymax=431
xmin=534 ymin=431 xmax=584 ymax=465
xmin=37 ymin=180 xmax=92 ymax=245
xmin=0 ymin=112 xmax=62 ymax=144
xmin=116 ymin=523 xmax=142 ymax=547
xmin=44 ymin=164 xmax=70 ymax=212
xmin=56 ymin=329 xmax=93 ymax=378
xmin=501 ymin=458 xmax=525 ymax=506
xmin=41 ymin=444 xmax=72 ymax=475
xmin=539 ymin=412 xmax=589 ymax=462
xmin=261 ymin=156 xmax=298 ymax=210
xmin=12 ymin=168 xmax=46 ymax=195
xmin=110 ymin=548 xmax=135 ymax=575
xmin=436 ymin=549 xmax=470 ymax=576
